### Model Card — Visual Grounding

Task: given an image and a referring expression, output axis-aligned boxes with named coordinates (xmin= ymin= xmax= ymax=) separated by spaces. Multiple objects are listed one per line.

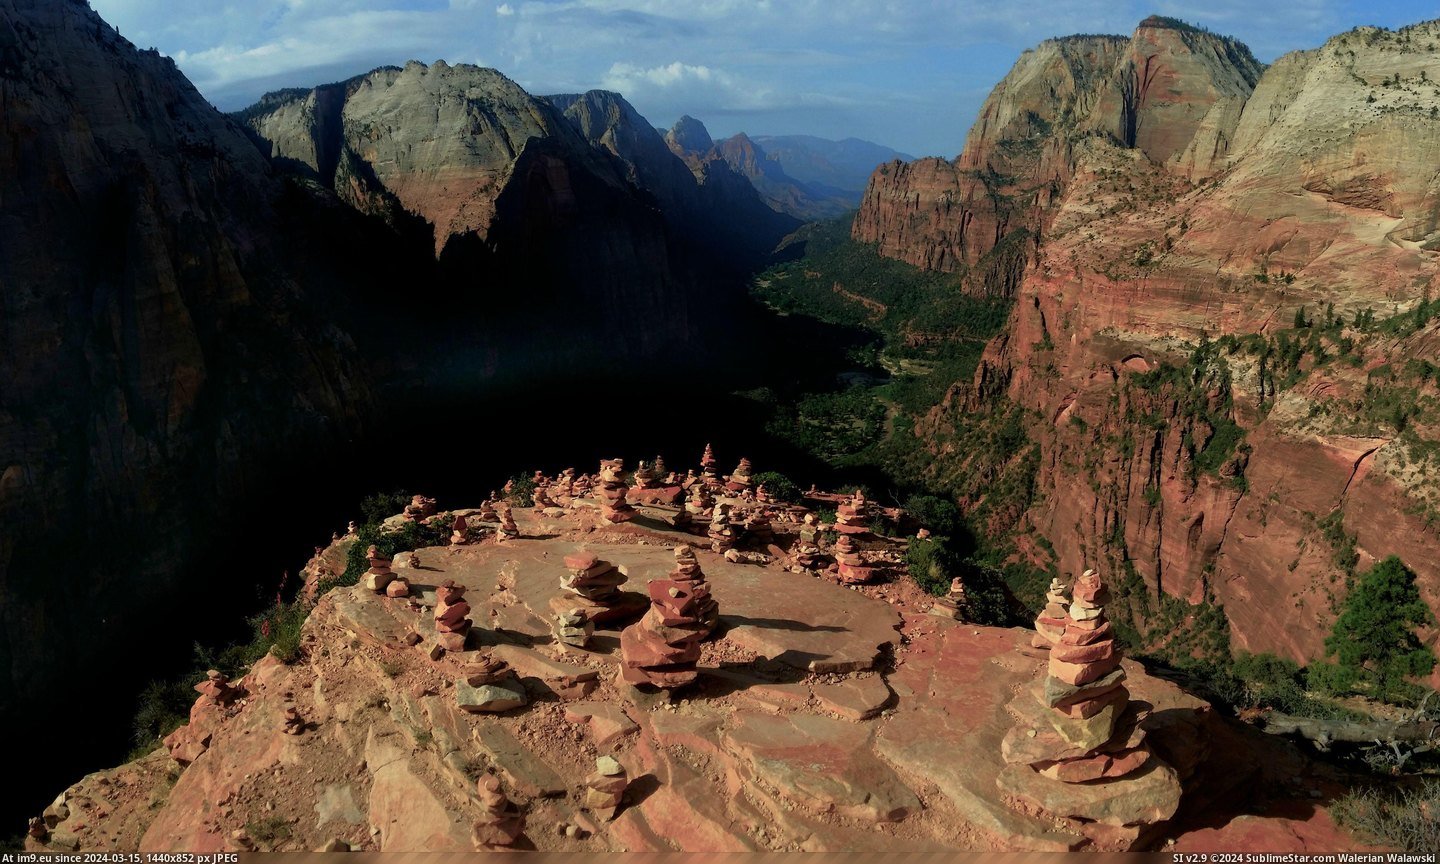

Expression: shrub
xmin=1324 ymin=555 xmax=1436 ymax=701
xmin=905 ymin=537 xmax=956 ymax=596
xmin=903 ymin=493 xmax=959 ymax=536
xmin=1334 ymin=780 xmax=1440 ymax=852
xmin=752 ymin=471 xmax=802 ymax=503
xmin=504 ymin=474 xmax=535 ymax=507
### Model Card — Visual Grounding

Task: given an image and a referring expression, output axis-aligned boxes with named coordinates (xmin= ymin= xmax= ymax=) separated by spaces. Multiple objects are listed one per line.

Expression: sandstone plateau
xmin=27 ymin=480 xmax=1366 ymax=853
xmin=856 ymin=16 xmax=1440 ymax=671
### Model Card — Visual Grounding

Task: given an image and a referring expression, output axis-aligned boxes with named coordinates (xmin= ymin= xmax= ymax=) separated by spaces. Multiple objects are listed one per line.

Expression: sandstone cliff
xmin=0 ymin=0 xmax=386 ymax=778
xmin=852 ymin=18 xmax=1261 ymax=293
xmin=896 ymin=20 xmax=1440 ymax=670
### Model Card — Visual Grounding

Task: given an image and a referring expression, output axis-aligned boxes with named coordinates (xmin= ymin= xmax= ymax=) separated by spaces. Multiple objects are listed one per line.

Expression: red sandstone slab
xmin=814 ymin=674 xmax=893 ymax=720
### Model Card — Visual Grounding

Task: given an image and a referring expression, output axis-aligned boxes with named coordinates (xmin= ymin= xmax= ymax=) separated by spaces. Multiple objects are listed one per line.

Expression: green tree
xmin=1323 ymin=555 xmax=1436 ymax=701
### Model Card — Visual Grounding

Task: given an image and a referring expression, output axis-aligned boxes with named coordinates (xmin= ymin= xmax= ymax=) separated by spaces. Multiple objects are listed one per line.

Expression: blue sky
xmin=89 ymin=0 xmax=1440 ymax=156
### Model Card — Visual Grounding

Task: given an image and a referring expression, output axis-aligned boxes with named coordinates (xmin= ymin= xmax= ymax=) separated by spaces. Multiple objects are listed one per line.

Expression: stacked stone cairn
xmin=364 ymin=545 xmax=396 ymax=592
xmin=745 ymin=511 xmax=774 ymax=546
xmin=596 ymin=458 xmax=636 ymax=524
xmin=573 ymin=473 xmax=593 ymax=499
xmin=799 ymin=512 xmax=821 ymax=544
xmin=699 ymin=443 xmax=721 ymax=488
xmin=619 ymin=568 xmax=710 ymax=690
xmin=834 ymin=490 xmax=869 ymax=535
xmin=755 ymin=484 xmax=771 ymax=504
xmin=583 ymin=756 xmax=629 ymax=821
xmin=668 ymin=545 xmax=719 ymax=637
xmin=478 ymin=495 xmax=499 ymax=522
xmin=670 ymin=487 xmax=693 ymax=529
xmin=998 ymin=569 xmax=1178 ymax=848
xmin=281 ymin=707 xmax=305 ymax=735
xmin=685 ymin=484 xmax=713 ymax=524
xmin=930 ymin=577 xmax=968 ymax=621
xmin=707 ymin=504 xmax=739 ymax=554
xmin=1032 ymin=577 xmax=1071 ymax=649
xmin=554 ymin=607 xmax=594 ymax=648
xmin=555 ymin=551 xmax=644 ymax=625
xmin=787 ymin=540 xmax=821 ymax=574
xmin=496 ymin=503 xmax=520 ymax=541
xmin=632 ymin=460 xmax=657 ymax=490
xmin=532 ymin=481 xmax=556 ymax=511
xmin=472 ymin=775 xmax=525 ymax=849
xmin=558 ymin=468 xmax=576 ymax=502
xmin=457 ymin=653 xmax=528 ymax=713
xmin=726 ymin=457 xmax=755 ymax=493
xmin=832 ymin=533 xmax=877 ymax=584
xmin=196 ymin=670 xmax=241 ymax=706
xmin=434 ymin=579 xmax=473 ymax=652
xmin=403 ymin=494 xmax=436 ymax=521
xmin=450 ymin=513 xmax=471 ymax=545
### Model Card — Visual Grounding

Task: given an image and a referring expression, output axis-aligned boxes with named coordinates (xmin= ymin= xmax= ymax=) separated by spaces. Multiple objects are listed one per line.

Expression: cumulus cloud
xmin=496 ymin=3 xmax=515 ymax=16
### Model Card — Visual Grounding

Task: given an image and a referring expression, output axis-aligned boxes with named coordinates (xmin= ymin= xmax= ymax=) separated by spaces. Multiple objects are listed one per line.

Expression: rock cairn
xmin=558 ymin=468 xmax=576 ymax=501
xmin=583 ymin=756 xmax=629 ymax=821
xmin=556 ymin=551 xmax=643 ymax=625
xmin=281 ymin=707 xmax=305 ymax=735
xmin=434 ymin=579 xmax=473 ymax=652
xmin=699 ymin=443 xmax=721 ymax=488
xmin=999 ymin=569 xmax=1178 ymax=848
xmin=1032 ymin=577 xmax=1070 ymax=649
xmin=472 ymin=775 xmax=525 ymax=849
xmin=632 ymin=460 xmax=658 ymax=490
xmin=403 ymin=494 xmax=436 ymax=521
xmin=726 ymin=457 xmax=754 ymax=493
xmin=670 ymin=488 xmax=694 ymax=529
xmin=554 ymin=607 xmax=594 ymax=648
xmin=930 ymin=577 xmax=968 ymax=621
xmin=833 ymin=533 xmax=876 ymax=584
xmin=786 ymin=541 xmax=821 ymax=573
xmin=685 ymin=484 xmax=713 ymax=523
xmin=573 ymin=473 xmax=593 ymax=499
xmin=668 ymin=545 xmax=719 ymax=637
xmin=364 ymin=545 xmax=395 ymax=592
xmin=457 ymin=654 xmax=528 ymax=713
xmin=496 ymin=503 xmax=520 ymax=541
xmin=834 ymin=490 xmax=869 ymax=535
xmin=596 ymin=458 xmax=636 ymax=524
xmin=707 ymin=505 xmax=739 ymax=554
xmin=532 ymin=482 xmax=556 ymax=511
xmin=478 ymin=495 xmax=499 ymax=522
xmin=450 ymin=513 xmax=471 ymax=545
xmin=799 ymin=512 xmax=821 ymax=544
xmin=196 ymin=670 xmax=241 ymax=706
xmin=745 ymin=511 xmax=774 ymax=546
xmin=619 ymin=573 xmax=709 ymax=690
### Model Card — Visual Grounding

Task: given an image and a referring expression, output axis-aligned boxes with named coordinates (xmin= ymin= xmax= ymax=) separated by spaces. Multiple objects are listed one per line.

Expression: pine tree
xmin=1324 ymin=555 xmax=1436 ymax=702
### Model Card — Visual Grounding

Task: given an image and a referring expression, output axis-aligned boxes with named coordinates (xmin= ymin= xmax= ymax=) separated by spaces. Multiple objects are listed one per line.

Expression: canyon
xmin=855 ymin=16 xmax=1440 ymax=671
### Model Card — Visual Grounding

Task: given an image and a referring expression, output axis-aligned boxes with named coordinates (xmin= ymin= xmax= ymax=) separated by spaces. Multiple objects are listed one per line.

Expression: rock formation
xmin=667 ymin=546 xmax=720 ymax=638
xmin=553 ymin=608 xmax=595 ymax=649
xmin=281 ymin=707 xmax=305 ymax=736
xmin=496 ymin=504 xmax=520 ymax=541
xmin=364 ymin=546 xmax=396 ymax=592
xmin=457 ymin=655 xmax=528 ymax=713
xmin=834 ymin=491 xmax=869 ymax=535
xmin=472 ymin=775 xmax=524 ymax=849
xmin=596 ymin=459 xmax=636 ymax=524
xmin=998 ymin=570 xmax=1180 ymax=848
xmin=434 ymin=580 xmax=473 ymax=653
xmin=707 ymin=505 xmax=739 ymax=554
xmin=745 ymin=511 xmax=774 ymax=546
xmin=195 ymin=670 xmax=241 ymax=707
xmin=619 ymin=575 xmax=709 ymax=690
xmin=582 ymin=756 xmax=629 ymax=821
xmin=555 ymin=552 xmax=645 ymax=625
xmin=451 ymin=514 xmax=471 ymax=545
xmin=478 ymin=496 xmax=499 ymax=522
xmin=699 ymin=443 xmax=721 ymax=488
xmin=403 ymin=495 xmax=437 ymax=521
xmin=726 ymin=457 xmax=755 ymax=493
xmin=832 ymin=534 xmax=877 ymax=585
xmin=1033 ymin=578 xmax=1071 ymax=649
xmin=930 ymin=578 xmax=968 ymax=621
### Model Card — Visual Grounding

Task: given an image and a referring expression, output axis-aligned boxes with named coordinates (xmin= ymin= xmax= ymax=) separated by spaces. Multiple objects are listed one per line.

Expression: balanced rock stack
xmin=726 ymin=457 xmax=754 ymax=493
xmin=1032 ymin=577 xmax=1071 ymax=649
xmin=434 ymin=579 xmax=473 ymax=652
xmin=699 ymin=443 xmax=721 ymax=488
xmin=196 ymin=670 xmax=241 ymax=706
xmin=834 ymin=490 xmax=869 ymax=535
xmin=554 ymin=607 xmax=594 ymax=648
xmin=619 ymin=575 xmax=709 ymax=690
xmin=558 ymin=468 xmax=576 ymax=502
xmin=998 ymin=569 xmax=1180 ymax=848
xmin=532 ymin=482 xmax=556 ymax=511
xmin=685 ymin=484 xmax=713 ymax=524
xmin=707 ymin=505 xmax=739 ymax=554
xmin=472 ymin=775 xmax=525 ymax=849
xmin=583 ymin=756 xmax=629 ymax=821
xmin=478 ymin=495 xmax=499 ymax=522
xmin=596 ymin=459 xmax=636 ymax=524
xmin=632 ymin=460 xmax=657 ymax=490
xmin=364 ymin=545 xmax=395 ymax=592
xmin=496 ymin=503 xmax=520 ymax=541
xmin=670 ymin=488 xmax=693 ymax=529
xmin=281 ymin=707 xmax=305 ymax=735
xmin=832 ymin=534 xmax=877 ymax=584
xmin=403 ymin=494 xmax=436 ymax=521
xmin=786 ymin=541 xmax=821 ymax=574
xmin=668 ymin=545 xmax=719 ymax=637
xmin=450 ymin=514 xmax=471 ymax=545
xmin=755 ymin=484 xmax=771 ymax=504
xmin=555 ymin=551 xmax=645 ymax=625
xmin=745 ymin=511 xmax=774 ymax=546
xmin=573 ymin=473 xmax=593 ymax=499
xmin=930 ymin=577 xmax=968 ymax=621
xmin=457 ymin=654 xmax=528 ymax=713
xmin=799 ymin=512 xmax=821 ymax=544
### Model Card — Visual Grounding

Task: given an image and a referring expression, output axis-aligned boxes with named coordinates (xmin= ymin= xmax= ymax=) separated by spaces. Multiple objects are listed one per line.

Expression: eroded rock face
xmin=0 ymin=0 xmax=379 ymax=761
xmin=875 ymin=18 xmax=1440 ymax=671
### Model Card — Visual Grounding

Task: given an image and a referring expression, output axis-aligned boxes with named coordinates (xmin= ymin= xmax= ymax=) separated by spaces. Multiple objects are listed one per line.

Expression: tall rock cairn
xmin=667 ymin=545 xmax=719 ymax=638
xmin=1032 ymin=576 xmax=1070 ymax=649
xmin=619 ymin=569 xmax=711 ymax=690
xmin=699 ymin=443 xmax=721 ymax=489
xmin=596 ymin=458 xmax=636 ymax=524
xmin=434 ymin=579 xmax=474 ymax=653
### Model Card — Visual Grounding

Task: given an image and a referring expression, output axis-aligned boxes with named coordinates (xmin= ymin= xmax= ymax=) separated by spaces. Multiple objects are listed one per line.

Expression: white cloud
xmin=495 ymin=3 xmax=515 ymax=16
